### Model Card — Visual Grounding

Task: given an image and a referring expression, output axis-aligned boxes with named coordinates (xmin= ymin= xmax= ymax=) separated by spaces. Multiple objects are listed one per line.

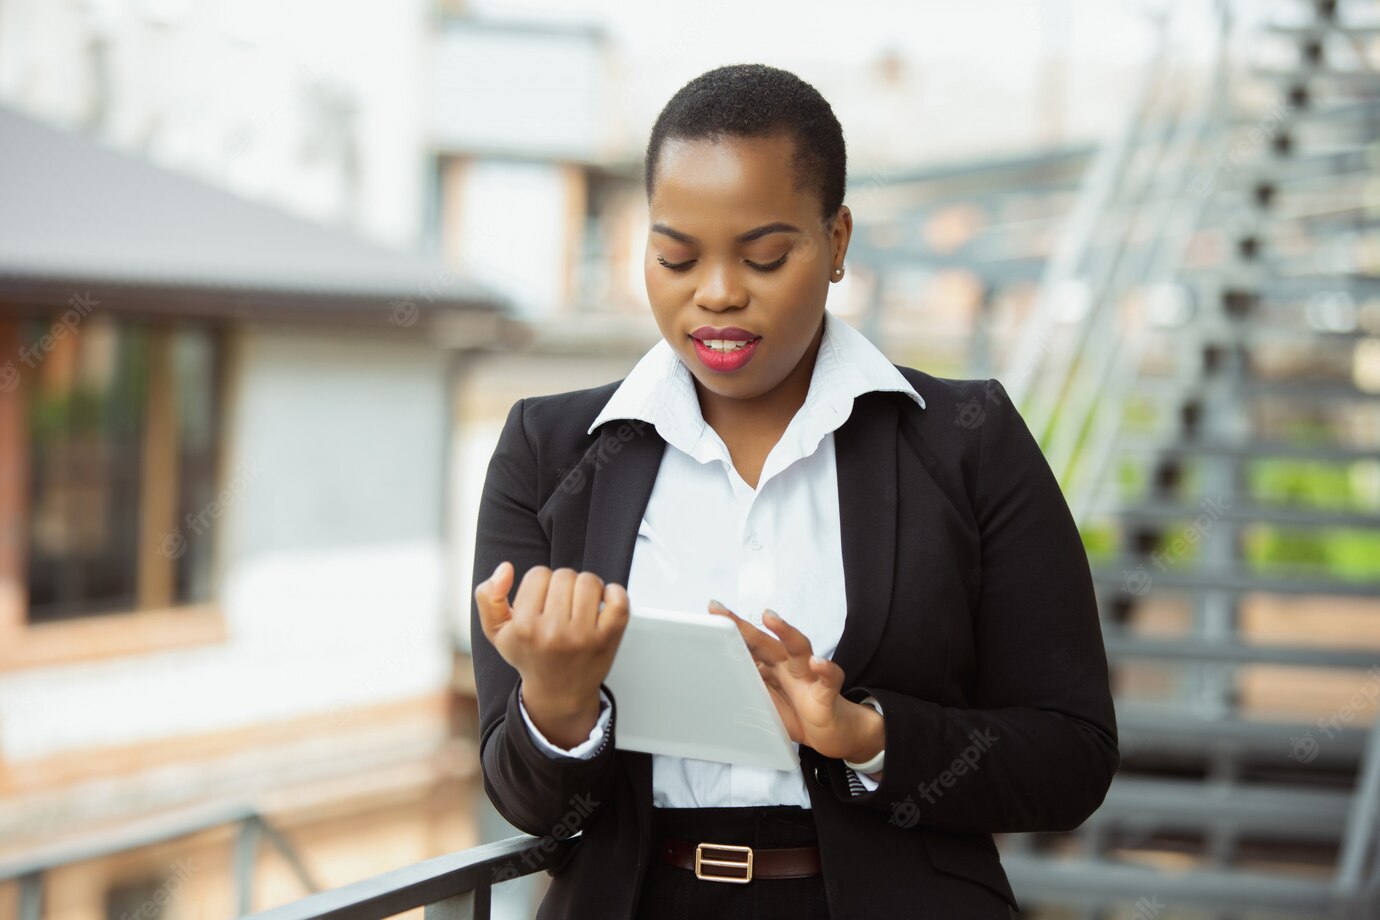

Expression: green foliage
xmin=1245 ymin=458 xmax=1380 ymax=578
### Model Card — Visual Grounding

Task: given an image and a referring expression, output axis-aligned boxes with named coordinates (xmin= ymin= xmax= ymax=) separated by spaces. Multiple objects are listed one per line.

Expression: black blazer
xmin=469 ymin=367 xmax=1119 ymax=920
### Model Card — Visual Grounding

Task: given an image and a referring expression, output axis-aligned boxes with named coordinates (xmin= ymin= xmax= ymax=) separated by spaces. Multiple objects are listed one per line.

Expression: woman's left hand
xmin=707 ymin=599 xmax=874 ymax=763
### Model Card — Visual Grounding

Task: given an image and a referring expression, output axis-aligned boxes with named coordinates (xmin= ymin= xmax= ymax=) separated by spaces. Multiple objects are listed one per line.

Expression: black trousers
xmin=633 ymin=805 xmax=831 ymax=920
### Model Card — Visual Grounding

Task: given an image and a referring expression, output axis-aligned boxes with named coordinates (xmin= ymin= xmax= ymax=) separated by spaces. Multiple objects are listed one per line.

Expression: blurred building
xmin=0 ymin=104 xmax=512 ymax=917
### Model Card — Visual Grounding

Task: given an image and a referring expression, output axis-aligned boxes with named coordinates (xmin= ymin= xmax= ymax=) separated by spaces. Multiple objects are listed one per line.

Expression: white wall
xmin=0 ymin=325 xmax=453 ymax=762
xmin=0 ymin=0 xmax=430 ymax=249
xmin=429 ymin=21 xmax=610 ymax=161
xmin=447 ymin=159 xmax=574 ymax=320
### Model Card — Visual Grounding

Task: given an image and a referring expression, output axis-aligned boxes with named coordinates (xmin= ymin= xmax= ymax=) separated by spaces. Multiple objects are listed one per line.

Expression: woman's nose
xmin=695 ymin=263 xmax=747 ymax=311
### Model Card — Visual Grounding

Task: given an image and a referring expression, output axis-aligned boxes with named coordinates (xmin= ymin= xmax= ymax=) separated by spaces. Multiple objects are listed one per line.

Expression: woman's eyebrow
xmin=651 ymin=221 xmax=802 ymax=245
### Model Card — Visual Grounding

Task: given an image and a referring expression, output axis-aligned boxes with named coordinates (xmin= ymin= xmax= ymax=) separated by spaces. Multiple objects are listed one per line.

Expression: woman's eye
xmin=656 ymin=255 xmax=695 ymax=272
xmin=655 ymin=254 xmax=789 ymax=272
xmin=746 ymin=254 xmax=789 ymax=272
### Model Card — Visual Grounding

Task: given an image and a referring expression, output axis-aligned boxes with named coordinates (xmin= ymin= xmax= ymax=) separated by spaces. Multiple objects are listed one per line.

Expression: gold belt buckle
xmin=694 ymin=841 xmax=753 ymax=883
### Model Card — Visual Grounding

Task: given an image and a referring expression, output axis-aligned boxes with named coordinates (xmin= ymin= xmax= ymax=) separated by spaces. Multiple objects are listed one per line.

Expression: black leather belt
xmin=656 ymin=835 xmax=822 ymax=883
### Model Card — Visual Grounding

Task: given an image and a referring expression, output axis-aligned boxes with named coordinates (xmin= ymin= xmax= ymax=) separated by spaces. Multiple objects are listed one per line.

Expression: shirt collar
xmin=586 ymin=310 xmax=924 ymax=463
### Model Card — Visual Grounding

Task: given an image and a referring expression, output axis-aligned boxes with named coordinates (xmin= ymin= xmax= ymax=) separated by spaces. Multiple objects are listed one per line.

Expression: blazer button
xmin=813 ymin=764 xmax=829 ymax=787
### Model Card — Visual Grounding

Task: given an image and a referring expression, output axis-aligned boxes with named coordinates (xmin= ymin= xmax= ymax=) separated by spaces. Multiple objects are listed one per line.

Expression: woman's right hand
xmin=474 ymin=562 xmax=630 ymax=748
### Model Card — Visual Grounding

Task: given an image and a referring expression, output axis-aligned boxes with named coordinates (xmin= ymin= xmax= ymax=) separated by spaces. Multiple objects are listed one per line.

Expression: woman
xmin=471 ymin=63 xmax=1118 ymax=920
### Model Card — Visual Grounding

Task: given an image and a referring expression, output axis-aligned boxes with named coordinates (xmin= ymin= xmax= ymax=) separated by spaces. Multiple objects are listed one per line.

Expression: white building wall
xmin=0 ymin=325 xmax=453 ymax=761
xmin=447 ymin=159 xmax=574 ymax=320
xmin=429 ymin=21 xmax=610 ymax=161
xmin=0 ymin=0 xmax=431 ymax=249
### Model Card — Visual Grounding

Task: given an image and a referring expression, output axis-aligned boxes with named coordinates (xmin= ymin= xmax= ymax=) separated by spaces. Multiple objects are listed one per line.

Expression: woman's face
xmin=644 ymin=131 xmax=850 ymax=404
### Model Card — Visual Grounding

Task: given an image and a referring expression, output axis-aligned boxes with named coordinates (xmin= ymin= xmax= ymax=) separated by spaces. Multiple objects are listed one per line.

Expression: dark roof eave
xmin=0 ymin=272 xmax=502 ymax=315
xmin=0 ymin=274 xmax=522 ymax=348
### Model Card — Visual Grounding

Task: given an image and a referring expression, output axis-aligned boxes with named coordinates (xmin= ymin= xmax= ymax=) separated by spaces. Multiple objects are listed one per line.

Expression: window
xmin=2 ymin=312 xmax=224 ymax=624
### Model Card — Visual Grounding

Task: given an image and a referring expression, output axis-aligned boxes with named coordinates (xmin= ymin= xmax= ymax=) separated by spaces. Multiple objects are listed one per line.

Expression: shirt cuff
xmin=518 ymin=684 xmax=612 ymax=759
xmin=847 ymin=766 xmax=882 ymax=794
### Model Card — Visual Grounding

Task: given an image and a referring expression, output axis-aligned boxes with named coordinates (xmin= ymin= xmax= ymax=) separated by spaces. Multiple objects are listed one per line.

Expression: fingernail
xmin=708 ymin=598 xmax=726 ymax=610
xmin=491 ymin=561 xmax=504 ymax=579
xmin=764 ymin=608 xmax=779 ymax=620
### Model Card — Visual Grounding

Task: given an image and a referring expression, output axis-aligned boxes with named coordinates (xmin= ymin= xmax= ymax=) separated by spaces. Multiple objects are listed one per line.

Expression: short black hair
xmin=644 ymin=63 xmax=847 ymax=224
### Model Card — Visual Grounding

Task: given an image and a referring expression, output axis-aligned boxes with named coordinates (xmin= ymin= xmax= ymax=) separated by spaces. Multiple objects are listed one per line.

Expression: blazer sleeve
xmin=820 ymin=378 xmax=1120 ymax=834
xmin=470 ymin=397 xmax=623 ymax=838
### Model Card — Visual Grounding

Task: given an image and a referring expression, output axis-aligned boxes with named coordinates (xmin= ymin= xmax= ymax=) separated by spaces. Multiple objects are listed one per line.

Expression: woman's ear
xmin=831 ymin=205 xmax=853 ymax=265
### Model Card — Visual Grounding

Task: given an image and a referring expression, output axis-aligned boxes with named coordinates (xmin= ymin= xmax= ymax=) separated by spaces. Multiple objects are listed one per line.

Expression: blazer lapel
xmin=581 ymin=418 xmax=665 ymax=586
xmin=580 ymin=418 xmax=665 ymax=831
xmin=830 ymin=393 xmax=900 ymax=689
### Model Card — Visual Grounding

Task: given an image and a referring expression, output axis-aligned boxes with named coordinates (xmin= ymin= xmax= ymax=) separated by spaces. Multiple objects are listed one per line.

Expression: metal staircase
xmin=992 ymin=0 xmax=1380 ymax=916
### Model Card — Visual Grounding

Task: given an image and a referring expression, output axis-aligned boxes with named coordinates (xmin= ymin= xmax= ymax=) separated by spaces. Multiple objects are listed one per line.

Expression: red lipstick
xmin=690 ymin=326 xmax=758 ymax=341
xmin=689 ymin=327 xmax=762 ymax=372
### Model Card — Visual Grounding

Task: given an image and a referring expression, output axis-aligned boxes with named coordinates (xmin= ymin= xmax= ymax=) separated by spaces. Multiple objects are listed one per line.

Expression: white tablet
xmin=601 ymin=604 xmax=800 ymax=772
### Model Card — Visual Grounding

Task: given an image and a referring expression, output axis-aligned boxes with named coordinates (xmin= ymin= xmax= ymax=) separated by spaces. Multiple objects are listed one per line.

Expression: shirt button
xmin=749 ymin=534 xmax=762 ymax=550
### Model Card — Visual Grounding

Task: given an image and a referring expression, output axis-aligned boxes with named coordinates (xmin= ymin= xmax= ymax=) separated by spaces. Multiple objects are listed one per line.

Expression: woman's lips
xmin=690 ymin=334 xmax=761 ymax=372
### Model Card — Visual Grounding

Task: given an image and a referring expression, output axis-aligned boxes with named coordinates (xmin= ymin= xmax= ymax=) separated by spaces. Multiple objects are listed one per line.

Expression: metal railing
xmin=0 ymin=797 xmax=570 ymax=920
xmin=1002 ymin=0 xmax=1231 ymax=511
xmin=0 ymin=802 xmax=320 ymax=919
xmin=240 ymin=834 xmax=574 ymax=920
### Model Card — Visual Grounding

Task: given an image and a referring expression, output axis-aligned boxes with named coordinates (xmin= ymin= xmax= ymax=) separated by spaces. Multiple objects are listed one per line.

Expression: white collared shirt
xmin=517 ymin=309 xmax=925 ymax=807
